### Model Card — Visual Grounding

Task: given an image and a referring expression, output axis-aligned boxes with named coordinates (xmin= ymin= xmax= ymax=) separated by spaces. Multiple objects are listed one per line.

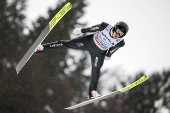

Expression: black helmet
xmin=113 ymin=21 xmax=129 ymax=37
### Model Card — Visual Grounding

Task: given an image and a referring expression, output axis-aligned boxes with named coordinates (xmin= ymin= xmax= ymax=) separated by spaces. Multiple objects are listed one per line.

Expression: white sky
xmin=25 ymin=0 xmax=170 ymax=76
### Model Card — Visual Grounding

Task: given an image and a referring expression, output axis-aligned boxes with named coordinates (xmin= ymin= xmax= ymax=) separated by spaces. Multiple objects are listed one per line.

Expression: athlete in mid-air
xmin=35 ymin=21 xmax=129 ymax=99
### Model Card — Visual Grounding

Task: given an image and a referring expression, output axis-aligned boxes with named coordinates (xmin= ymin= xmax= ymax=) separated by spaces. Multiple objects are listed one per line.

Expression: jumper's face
xmin=112 ymin=29 xmax=124 ymax=38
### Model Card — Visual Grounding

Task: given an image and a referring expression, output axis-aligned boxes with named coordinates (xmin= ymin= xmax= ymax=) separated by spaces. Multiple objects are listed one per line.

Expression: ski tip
xmin=118 ymin=75 xmax=148 ymax=92
xmin=145 ymin=75 xmax=149 ymax=78
xmin=142 ymin=75 xmax=149 ymax=80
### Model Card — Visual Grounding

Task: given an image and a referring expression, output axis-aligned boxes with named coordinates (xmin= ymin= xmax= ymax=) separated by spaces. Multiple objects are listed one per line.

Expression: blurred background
xmin=0 ymin=0 xmax=170 ymax=113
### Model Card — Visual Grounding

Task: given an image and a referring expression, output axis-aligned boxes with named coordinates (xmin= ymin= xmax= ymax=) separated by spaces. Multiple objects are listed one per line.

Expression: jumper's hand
xmin=105 ymin=56 xmax=111 ymax=61
xmin=73 ymin=28 xmax=83 ymax=36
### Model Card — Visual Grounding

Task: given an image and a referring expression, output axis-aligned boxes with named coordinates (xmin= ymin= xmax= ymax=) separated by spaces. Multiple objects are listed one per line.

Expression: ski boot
xmin=89 ymin=90 xmax=101 ymax=99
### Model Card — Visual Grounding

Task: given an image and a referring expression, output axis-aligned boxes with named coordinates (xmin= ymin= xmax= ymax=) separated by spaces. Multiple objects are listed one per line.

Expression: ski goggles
xmin=115 ymin=29 xmax=124 ymax=37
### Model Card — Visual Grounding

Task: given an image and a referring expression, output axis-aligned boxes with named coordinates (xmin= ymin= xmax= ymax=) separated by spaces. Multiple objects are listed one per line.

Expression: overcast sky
xmin=25 ymin=0 xmax=170 ymax=76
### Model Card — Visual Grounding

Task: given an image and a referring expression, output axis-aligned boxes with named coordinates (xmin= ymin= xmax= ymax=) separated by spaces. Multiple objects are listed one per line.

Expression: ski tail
xmin=15 ymin=2 xmax=72 ymax=74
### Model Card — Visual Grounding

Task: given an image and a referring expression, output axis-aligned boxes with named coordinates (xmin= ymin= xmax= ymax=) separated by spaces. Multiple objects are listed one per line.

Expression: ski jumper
xmin=36 ymin=22 xmax=125 ymax=97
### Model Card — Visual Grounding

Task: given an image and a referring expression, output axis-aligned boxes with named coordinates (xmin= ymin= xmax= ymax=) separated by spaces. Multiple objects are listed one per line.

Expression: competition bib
xmin=93 ymin=25 xmax=123 ymax=50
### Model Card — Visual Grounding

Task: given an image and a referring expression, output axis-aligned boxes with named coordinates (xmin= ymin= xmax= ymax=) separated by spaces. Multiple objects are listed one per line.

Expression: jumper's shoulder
xmin=99 ymin=22 xmax=109 ymax=31
xmin=116 ymin=39 xmax=125 ymax=48
xmin=121 ymin=39 xmax=125 ymax=47
xmin=101 ymin=22 xmax=109 ymax=27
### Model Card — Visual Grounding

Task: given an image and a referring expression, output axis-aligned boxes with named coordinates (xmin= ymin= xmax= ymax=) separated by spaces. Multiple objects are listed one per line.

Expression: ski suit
xmin=36 ymin=22 xmax=125 ymax=96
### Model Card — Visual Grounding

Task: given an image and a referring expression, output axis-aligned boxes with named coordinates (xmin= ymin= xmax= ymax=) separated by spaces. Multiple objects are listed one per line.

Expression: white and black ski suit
xmin=36 ymin=22 xmax=125 ymax=96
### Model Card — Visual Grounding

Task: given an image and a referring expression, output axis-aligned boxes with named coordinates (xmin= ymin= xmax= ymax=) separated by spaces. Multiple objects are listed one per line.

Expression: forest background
xmin=0 ymin=0 xmax=169 ymax=113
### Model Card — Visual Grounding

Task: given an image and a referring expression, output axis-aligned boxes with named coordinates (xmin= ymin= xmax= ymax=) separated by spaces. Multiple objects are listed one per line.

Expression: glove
xmin=105 ymin=56 xmax=111 ymax=61
xmin=34 ymin=44 xmax=44 ymax=52
xmin=73 ymin=28 xmax=83 ymax=36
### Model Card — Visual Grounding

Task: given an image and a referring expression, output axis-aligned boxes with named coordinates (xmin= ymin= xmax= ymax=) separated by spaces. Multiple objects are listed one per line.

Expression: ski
xmin=65 ymin=75 xmax=148 ymax=110
xmin=16 ymin=2 xmax=72 ymax=74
